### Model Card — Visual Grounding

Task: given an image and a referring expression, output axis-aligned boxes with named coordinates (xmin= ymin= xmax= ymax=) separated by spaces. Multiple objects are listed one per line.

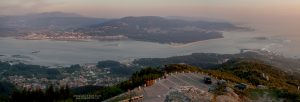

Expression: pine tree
xmin=45 ymin=85 xmax=55 ymax=102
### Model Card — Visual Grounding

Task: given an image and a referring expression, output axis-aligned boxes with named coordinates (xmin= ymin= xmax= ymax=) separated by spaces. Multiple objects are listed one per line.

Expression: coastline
xmin=169 ymin=41 xmax=204 ymax=48
xmin=169 ymin=37 xmax=223 ymax=48
xmin=15 ymin=35 xmax=128 ymax=42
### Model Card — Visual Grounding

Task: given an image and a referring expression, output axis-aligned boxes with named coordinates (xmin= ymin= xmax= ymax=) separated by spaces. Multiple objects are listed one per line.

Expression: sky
xmin=1 ymin=0 xmax=300 ymax=36
xmin=1 ymin=0 xmax=300 ymax=18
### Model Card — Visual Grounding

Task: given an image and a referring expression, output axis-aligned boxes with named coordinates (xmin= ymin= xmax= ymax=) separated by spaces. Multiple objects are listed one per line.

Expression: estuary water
xmin=0 ymin=30 xmax=298 ymax=67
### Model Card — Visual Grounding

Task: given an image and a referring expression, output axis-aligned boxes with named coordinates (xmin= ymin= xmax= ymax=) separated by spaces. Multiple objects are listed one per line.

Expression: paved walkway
xmin=140 ymin=72 xmax=215 ymax=102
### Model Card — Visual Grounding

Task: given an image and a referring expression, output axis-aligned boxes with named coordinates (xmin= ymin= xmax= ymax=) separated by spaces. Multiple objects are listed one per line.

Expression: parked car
xmin=203 ymin=76 xmax=212 ymax=84
xmin=234 ymin=83 xmax=247 ymax=90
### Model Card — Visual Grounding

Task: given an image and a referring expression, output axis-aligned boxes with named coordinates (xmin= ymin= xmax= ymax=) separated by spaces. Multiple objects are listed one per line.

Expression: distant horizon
xmin=1 ymin=0 xmax=300 ymax=21
xmin=1 ymin=0 xmax=300 ymax=37
xmin=0 ymin=11 xmax=230 ymax=21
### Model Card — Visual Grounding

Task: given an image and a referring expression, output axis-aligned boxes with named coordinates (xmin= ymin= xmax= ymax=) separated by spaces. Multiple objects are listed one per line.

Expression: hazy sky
xmin=1 ymin=0 xmax=300 ymax=34
xmin=1 ymin=0 xmax=299 ymax=18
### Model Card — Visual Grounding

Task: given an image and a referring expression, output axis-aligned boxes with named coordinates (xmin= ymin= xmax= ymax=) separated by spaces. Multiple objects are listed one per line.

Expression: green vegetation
xmin=164 ymin=64 xmax=202 ymax=73
xmin=94 ymin=67 xmax=164 ymax=101
xmin=1 ymin=58 xmax=299 ymax=101
xmin=71 ymin=85 xmax=104 ymax=95
xmin=94 ymin=86 xmax=124 ymax=101
xmin=0 ymin=62 xmax=61 ymax=79
xmin=247 ymin=88 xmax=300 ymax=102
xmin=0 ymin=81 xmax=17 ymax=101
xmin=206 ymin=70 xmax=248 ymax=84
xmin=63 ymin=64 xmax=81 ymax=73
xmin=134 ymin=53 xmax=227 ymax=68
xmin=96 ymin=60 xmax=138 ymax=76
xmin=217 ymin=59 xmax=300 ymax=91
xmin=0 ymin=60 xmax=139 ymax=80
xmin=10 ymin=85 xmax=72 ymax=102
xmin=207 ymin=59 xmax=300 ymax=102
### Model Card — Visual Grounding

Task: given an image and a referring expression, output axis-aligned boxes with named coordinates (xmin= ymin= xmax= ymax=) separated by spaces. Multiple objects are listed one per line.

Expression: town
xmin=16 ymin=31 xmax=128 ymax=41
xmin=2 ymin=63 xmax=127 ymax=90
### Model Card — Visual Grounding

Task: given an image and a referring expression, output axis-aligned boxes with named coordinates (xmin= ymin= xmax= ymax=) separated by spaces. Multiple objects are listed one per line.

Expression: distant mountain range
xmin=0 ymin=12 xmax=107 ymax=36
xmin=0 ymin=12 xmax=252 ymax=43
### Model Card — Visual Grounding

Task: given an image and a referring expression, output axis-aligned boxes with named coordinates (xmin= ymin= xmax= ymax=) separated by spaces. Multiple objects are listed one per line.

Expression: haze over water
xmin=0 ymin=29 xmax=297 ymax=67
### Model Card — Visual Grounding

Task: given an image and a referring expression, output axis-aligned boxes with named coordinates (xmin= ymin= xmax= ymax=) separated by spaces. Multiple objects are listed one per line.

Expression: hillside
xmin=0 ymin=13 xmax=251 ymax=43
xmin=208 ymin=59 xmax=300 ymax=102
xmin=77 ymin=16 xmax=250 ymax=43
xmin=134 ymin=51 xmax=300 ymax=75
xmin=1 ymin=52 xmax=300 ymax=101
xmin=0 ymin=14 xmax=252 ymax=43
xmin=1 ymin=59 xmax=299 ymax=101
xmin=105 ymin=61 xmax=300 ymax=102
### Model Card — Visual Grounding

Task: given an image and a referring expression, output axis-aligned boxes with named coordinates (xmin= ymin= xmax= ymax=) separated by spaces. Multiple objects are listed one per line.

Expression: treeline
xmin=0 ymin=62 xmax=61 ymax=79
xmin=0 ymin=60 xmax=140 ymax=101
xmin=0 ymin=81 xmax=17 ymax=101
xmin=132 ymin=52 xmax=269 ymax=69
xmin=164 ymin=64 xmax=202 ymax=73
xmin=10 ymin=85 xmax=72 ymax=102
xmin=133 ymin=53 xmax=229 ymax=68
xmin=96 ymin=60 xmax=139 ymax=76
xmin=0 ymin=60 xmax=137 ymax=81
xmin=94 ymin=67 xmax=164 ymax=101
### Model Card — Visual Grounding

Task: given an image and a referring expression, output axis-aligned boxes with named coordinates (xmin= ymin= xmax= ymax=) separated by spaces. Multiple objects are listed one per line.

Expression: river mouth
xmin=0 ymin=30 xmax=298 ymax=67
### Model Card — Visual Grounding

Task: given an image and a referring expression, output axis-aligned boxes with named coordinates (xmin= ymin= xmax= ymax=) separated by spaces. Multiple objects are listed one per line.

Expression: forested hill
xmin=211 ymin=59 xmax=300 ymax=90
xmin=76 ymin=16 xmax=250 ymax=43
xmin=133 ymin=52 xmax=300 ymax=75
xmin=0 ymin=13 xmax=251 ymax=43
